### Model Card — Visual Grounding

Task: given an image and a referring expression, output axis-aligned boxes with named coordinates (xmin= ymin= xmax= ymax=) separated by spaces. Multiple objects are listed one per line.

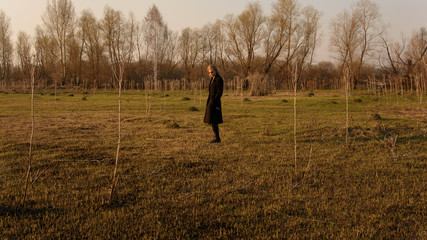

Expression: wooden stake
xmin=22 ymin=56 xmax=36 ymax=207
xmin=293 ymin=64 xmax=298 ymax=175
xmin=109 ymin=62 xmax=124 ymax=205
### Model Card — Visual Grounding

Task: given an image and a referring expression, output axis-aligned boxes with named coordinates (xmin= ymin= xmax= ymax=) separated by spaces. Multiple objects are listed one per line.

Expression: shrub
xmin=281 ymin=99 xmax=288 ymax=103
xmin=243 ymin=97 xmax=251 ymax=102
xmin=181 ymin=97 xmax=190 ymax=101
xmin=353 ymin=98 xmax=362 ymax=103
xmin=189 ymin=106 xmax=199 ymax=111
xmin=371 ymin=113 xmax=382 ymax=120
xmin=167 ymin=121 xmax=180 ymax=128
xmin=248 ymin=72 xmax=272 ymax=96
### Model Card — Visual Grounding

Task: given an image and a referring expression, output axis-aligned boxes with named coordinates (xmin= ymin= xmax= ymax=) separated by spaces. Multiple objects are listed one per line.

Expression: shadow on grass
xmin=0 ymin=205 xmax=65 ymax=217
xmin=397 ymin=134 xmax=427 ymax=143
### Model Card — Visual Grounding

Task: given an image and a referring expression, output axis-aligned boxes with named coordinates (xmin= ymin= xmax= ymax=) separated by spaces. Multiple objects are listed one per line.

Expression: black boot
xmin=210 ymin=124 xmax=221 ymax=143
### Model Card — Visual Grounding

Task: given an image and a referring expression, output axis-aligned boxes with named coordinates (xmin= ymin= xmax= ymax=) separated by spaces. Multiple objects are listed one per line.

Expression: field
xmin=1 ymin=89 xmax=426 ymax=239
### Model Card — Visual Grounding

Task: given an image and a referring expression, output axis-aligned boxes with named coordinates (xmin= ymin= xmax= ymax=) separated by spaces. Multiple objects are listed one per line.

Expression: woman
xmin=204 ymin=64 xmax=223 ymax=143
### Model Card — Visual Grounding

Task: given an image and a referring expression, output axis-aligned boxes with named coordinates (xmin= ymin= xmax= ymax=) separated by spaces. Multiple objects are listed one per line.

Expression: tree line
xmin=0 ymin=0 xmax=426 ymax=94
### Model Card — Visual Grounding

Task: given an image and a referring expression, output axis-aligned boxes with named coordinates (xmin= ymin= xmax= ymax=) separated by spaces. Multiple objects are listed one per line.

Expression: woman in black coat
xmin=204 ymin=64 xmax=223 ymax=143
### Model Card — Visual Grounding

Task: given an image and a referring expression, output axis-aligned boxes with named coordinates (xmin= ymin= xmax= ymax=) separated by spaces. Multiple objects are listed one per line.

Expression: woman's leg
xmin=210 ymin=123 xmax=221 ymax=143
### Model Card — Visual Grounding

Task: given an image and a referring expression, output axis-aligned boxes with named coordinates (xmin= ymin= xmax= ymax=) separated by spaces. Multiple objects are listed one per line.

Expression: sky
xmin=1 ymin=0 xmax=426 ymax=62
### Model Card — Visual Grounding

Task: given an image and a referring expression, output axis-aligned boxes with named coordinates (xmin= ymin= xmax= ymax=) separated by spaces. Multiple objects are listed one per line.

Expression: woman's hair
xmin=207 ymin=64 xmax=220 ymax=75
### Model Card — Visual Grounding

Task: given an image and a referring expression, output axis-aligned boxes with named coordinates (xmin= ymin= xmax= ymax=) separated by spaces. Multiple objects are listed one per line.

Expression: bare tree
xmin=153 ymin=19 xmax=178 ymax=80
xmin=134 ymin=15 xmax=145 ymax=86
xmin=68 ymin=29 xmax=82 ymax=88
xmin=137 ymin=10 xmax=178 ymax=85
xmin=178 ymin=28 xmax=205 ymax=81
xmin=224 ymin=2 xmax=265 ymax=78
xmin=408 ymin=28 xmax=427 ymax=103
xmin=330 ymin=8 xmax=361 ymax=86
xmin=42 ymin=0 xmax=75 ymax=86
xmin=126 ymin=12 xmax=138 ymax=88
xmin=34 ymin=26 xmax=57 ymax=91
xmin=16 ymin=32 xmax=33 ymax=79
xmin=102 ymin=7 xmax=134 ymax=205
xmin=407 ymin=28 xmax=427 ymax=94
xmin=381 ymin=28 xmax=427 ymax=100
xmin=330 ymin=4 xmax=366 ymax=149
xmin=263 ymin=0 xmax=311 ymax=90
xmin=107 ymin=12 xmax=135 ymax=201
xmin=109 ymin=60 xmax=125 ymax=206
xmin=330 ymin=0 xmax=383 ymax=88
xmin=102 ymin=6 xmax=129 ymax=88
xmin=296 ymin=5 xmax=322 ymax=86
xmin=275 ymin=0 xmax=302 ymax=76
xmin=203 ymin=21 xmax=225 ymax=66
xmin=144 ymin=4 xmax=165 ymax=90
xmin=78 ymin=9 xmax=105 ymax=91
xmin=0 ymin=10 xmax=13 ymax=87
xmin=353 ymin=0 xmax=383 ymax=87
xmin=262 ymin=6 xmax=288 ymax=74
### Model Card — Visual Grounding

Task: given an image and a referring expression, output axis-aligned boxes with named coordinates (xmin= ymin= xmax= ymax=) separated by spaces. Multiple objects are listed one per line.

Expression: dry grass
xmin=0 ymin=90 xmax=426 ymax=239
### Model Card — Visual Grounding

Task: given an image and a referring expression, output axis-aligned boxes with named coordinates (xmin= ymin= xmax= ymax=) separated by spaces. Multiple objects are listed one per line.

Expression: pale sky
xmin=1 ymin=0 xmax=426 ymax=61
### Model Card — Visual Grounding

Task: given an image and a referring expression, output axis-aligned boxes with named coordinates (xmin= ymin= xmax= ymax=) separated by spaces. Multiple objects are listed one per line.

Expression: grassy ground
xmin=0 ymin=89 xmax=426 ymax=239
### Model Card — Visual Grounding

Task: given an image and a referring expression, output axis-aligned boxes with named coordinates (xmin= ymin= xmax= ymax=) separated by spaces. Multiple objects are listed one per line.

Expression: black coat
xmin=204 ymin=75 xmax=223 ymax=124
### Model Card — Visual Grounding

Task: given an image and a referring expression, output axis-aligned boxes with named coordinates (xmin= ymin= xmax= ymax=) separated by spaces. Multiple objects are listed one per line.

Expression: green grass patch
xmin=188 ymin=106 xmax=199 ymax=111
xmin=0 ymin=90 xmax=425 ymax=239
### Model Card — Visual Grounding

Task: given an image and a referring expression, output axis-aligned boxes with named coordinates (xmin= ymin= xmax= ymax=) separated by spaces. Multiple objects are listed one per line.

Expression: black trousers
xmin=211 ymin=124 xmax=220 ymax=140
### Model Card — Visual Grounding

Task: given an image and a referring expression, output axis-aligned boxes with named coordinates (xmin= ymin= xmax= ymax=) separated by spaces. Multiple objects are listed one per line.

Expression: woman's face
xmin=208 ymin=68 xmax=216 ymax=78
